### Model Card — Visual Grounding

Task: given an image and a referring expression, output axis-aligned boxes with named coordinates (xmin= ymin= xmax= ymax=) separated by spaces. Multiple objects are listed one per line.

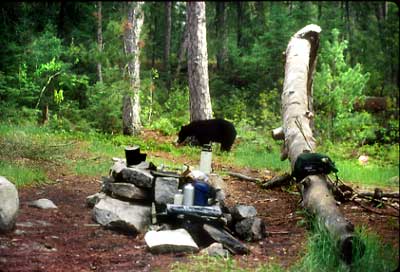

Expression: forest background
xmin=0 ymin=1 xmax=398 ymax=175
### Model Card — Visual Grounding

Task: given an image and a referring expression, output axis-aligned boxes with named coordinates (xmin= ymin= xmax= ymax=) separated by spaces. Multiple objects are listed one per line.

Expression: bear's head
xmin=177 ymin=125 xmax=189 ymax=144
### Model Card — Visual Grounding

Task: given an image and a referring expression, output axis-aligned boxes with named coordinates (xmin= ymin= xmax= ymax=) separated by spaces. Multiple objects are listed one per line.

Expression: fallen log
xmin=227 ymin=171 xmax=262 ymax=184
xmin=261 ymin=173 xmax=292 ymax=189
xmin=277 ymin=24 xmax=363 ymax=264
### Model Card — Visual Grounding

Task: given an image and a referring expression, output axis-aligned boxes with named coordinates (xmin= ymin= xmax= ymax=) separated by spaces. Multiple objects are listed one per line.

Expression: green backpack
xmin=292 ymin=152 xmax=338 ymax=182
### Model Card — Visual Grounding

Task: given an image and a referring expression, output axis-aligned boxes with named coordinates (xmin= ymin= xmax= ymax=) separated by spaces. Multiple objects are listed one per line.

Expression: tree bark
xmin=236 ymin=2 xmax=243 ymax=49
xmin=279 ymin=24 xmax=362 ymax=264
xmin=215 ymin=2 xmax=227 ymax=71
xmin=164 ymin=1 xmax=172 ymax=90
xmin=122 ymin=1 xmax=144 ymax=136
xmin=187 ymin=1 xmax=213 ymax=122
xmin=96 ymin=1 xmax=103 ymax=83
xmin=175 ymin=13 xmax=189 ymax=79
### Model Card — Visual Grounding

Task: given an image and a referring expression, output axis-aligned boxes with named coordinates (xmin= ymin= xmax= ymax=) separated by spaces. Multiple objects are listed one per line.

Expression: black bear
xmin=177 ymin=119 xmax=237 ymax=152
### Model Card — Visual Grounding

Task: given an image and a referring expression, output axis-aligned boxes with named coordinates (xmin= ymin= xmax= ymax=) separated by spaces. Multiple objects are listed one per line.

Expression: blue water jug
xmin=193 ymin=181 xmax=211 ymax=206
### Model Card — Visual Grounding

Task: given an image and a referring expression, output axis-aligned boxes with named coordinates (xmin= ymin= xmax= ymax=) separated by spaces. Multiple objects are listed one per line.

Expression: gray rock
xmin=144 ymin=228 xmax=199 ymax=254
xmin=154 ymin=177 xmax=179 ymax=205
xmin=203 ymin=223 xmax=249 ymax=255
xmin=93 ymin=196 xmax=151 ymax=233
xmin=110 ymin=160 xmax=126 ymax=178
xmin=231 ymin=205 xmax=257 ymax=220
xmin=200 ymin=242 xmax=229 ymax=258
xmin=100 ymin=176 xmax=115 ymax=193
xmin=129 ymin=161 xmax=153 ymax=170
xmin=86 ymin=192 xmax=106 ymax=208
xmin=235 ymin=217 xmax=266 ymax=242
xmin=119 ymin=168 xmax=154 ymax=188
xmin=109 ymin=183 xmax=150 ymax=201
xmin=0 ymin=176 xmax=19 ymax=233
xmin=28 ymin=198 xmax=58 ymax=209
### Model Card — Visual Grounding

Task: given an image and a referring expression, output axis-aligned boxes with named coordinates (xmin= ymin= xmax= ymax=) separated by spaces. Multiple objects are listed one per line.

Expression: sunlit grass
xmin=336 ymin=160 xmax=399 ymax=189
xmin=0 ymin=122 xmax=398 ymax=190
xmin=169 ymin=254 xmax=285 ymax=272
xmin=232 ymin=142 xmax=290 ymax=173
xmin=0 ymin=160 xmax=47 ymax=188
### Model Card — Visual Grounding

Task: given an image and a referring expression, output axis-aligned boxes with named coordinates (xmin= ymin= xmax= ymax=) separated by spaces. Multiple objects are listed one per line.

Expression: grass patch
xmin=169 ymin=254 xmax=285 ymax=272
xmin=336 ymin=160 xmax=399 ymax=188
xmin=233 ymin=142 xmax=290 ymax=173
xmin=0 ymin=160 xmax=47 ymax=187
xmin=292 ymin=220 xmax=399 ymax=272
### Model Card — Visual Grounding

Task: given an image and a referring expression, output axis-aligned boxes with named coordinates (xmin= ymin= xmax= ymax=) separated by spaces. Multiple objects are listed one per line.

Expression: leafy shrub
xmin=314 ymin=29 xmax=371 ymax=143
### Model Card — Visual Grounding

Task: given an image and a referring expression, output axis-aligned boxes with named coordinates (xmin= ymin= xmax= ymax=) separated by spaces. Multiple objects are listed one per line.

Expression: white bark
xmin=280 ymin=24 xmax=361 ymax=264
xmin=187 ymin=1 xmax=213 ymax=122
xmin=123 ymin=1 xmax=144 ymax=135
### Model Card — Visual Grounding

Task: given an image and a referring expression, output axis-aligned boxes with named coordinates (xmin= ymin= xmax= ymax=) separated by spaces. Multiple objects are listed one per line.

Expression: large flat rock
xmin=144 ymin=228 xmax=199 ymax=254
xmin=93 ymin=196 xmax=151 ymax=233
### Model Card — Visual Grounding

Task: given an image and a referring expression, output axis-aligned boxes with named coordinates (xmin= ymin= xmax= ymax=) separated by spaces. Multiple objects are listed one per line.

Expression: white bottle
xmin=174 ymin=189 xmax=183 ymax=205
xmin=199 ymin=144 xmax=212 ymax=174
xmin=183 ymin=183 xmax=194 ymax=206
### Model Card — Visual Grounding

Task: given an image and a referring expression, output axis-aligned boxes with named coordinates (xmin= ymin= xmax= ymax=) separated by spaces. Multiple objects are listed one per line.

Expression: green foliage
xmin=145 ymin=83 xmax=190 ymax=135
xmin=84 ymin=81 xmax=125 ymax=134
xmin=314 ymin=29 xmax=371 ymax=142
xmin=0 ymin=161 xmax=47 ymax=188
xmin=170 ymin=254 xmax=284 ymax=272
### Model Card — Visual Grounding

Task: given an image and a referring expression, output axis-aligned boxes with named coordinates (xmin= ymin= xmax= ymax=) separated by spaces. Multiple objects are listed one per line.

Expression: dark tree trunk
xmin=175 ymin=15 xmax=189 ymax=79
xmin=318 ymin=2 xmax=322 ymax=20
xmin=345 ymin=1 xmax=353 ymax=66
xmin=164 ymin=1 xmax=172 ymax=90
xmin=151 ymin=7 xmax=157 ymax=68
xmin=236 ymin=2 xmax=243 ymax=49
xmin=57 ymin=0 xmax=66 ymax=38
xmin=215 ymin=1 xmax=227 ymax=71
xmin=96 ymin=1 xmax=103 ymax=83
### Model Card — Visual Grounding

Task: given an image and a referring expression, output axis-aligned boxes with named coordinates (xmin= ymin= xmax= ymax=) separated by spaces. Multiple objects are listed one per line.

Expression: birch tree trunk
xmin=122 ymin=1 xmax=144 ymax=136
xmin=96 ymin=1 xmax=103 ymax=83
xmin=187 ymin=1 xmax=213 ymax=122
xmin=278 ymin=24 xmax=362 ymax=264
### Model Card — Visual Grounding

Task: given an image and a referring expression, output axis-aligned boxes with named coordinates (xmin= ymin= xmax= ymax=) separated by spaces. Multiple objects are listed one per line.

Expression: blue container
xmin=193 ymin=181 xmax=211 ymax=206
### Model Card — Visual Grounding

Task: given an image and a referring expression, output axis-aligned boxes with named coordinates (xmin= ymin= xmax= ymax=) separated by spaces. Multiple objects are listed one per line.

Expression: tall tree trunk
xmin=236 ymin=2 xmax=243 ymax=49
xmin=151 ymin=5 xmax=157 ymax=68
xmin=175 ymin=21 xmax=189 ymax=79
xmin=277 ymin=25 xmax=363 ymax=264
xmin=187 ymin=1 xmax=213 ymax=122
xmin=122 ymin=1 xmax=144 ymax=136
xmin=215 ymin=2 xmax=227 ymax=71
xmin=345 ymin=1 xmax=353 ymax=66
xmin=96 ymin=1 xmax=103 ymax=83
xmin=164 ymin=1 xmax=172 ymax=90
xmin=318 ymin=2 xmax=322 ymax=21
xmin=57 ymin=0 xmax=66 ymax=38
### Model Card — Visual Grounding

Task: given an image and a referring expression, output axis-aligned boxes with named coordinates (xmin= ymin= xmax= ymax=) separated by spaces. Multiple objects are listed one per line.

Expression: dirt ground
xmin=0 ymin=130 xmax=399 ymax=272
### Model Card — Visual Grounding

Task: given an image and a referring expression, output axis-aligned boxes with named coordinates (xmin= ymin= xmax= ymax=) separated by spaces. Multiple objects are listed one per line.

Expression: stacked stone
xmin=86 ymin=159 xmax=266 ymax=256
xmin=87 ymin=160 xmax=155 ymax=234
